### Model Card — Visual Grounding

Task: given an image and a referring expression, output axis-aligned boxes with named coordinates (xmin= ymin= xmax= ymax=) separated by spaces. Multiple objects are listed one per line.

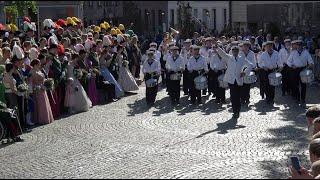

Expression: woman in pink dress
xmin=30 ymin=59 xmax=54 ymax=125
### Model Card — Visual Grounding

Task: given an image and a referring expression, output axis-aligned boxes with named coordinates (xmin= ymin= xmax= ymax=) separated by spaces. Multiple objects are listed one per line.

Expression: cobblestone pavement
xmin=0 ymin=83 xmax=319 ymax=179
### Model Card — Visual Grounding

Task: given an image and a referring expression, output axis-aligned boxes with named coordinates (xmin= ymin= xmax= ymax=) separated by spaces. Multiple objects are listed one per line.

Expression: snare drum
xmin=218 ymin=74 xmax=229 ymax=88
xmin=268 ymin=72 xmax=282 ymax=86
xmin=170 ymin=72 xmax=182 ymax=81
xmin=145 ymin=78 xmax=158 ymax=88
xmin=194 ymin=75 xmax=208 ymax=90
xmin=243 ymin=71 xmax=257 ymax=84
xmin=300 ymin=69 xmax=314 ymax=84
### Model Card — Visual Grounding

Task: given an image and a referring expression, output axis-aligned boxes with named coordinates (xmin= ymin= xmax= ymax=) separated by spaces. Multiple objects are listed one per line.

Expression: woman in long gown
xmin=99 ymin=46 xmax=124 ymax=98
xmin=64 ymin=54 xmax=92 ymax=114
xmin=84 ymin=48 xmax=100 ymax=106
xmin=116 ymin=45 xmax=139 ymax=92
xmin=30 ymin=59 xmax=54 ymax=125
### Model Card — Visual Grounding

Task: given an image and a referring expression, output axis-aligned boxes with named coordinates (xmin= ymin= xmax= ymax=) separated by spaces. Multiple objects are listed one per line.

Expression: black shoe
xmin=13 ymin=137 xmax=24 ymax=142
xmin=232 ymin=113 xmax=240 ymax=119
xmin=23 ymin=128 xmax=32 ymax=133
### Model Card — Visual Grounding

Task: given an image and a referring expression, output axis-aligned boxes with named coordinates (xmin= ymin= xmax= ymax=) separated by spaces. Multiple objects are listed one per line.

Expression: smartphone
xmin=290 ymin=156 xmax=302 ymax=174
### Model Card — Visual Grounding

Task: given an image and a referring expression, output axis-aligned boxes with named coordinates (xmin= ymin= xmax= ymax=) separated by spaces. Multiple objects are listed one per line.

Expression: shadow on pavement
xmin=196 ymin=117 xmax=246 ymax=137
xmin=257 ymin=85 xmax=320 ymax=178
xmin=127 ymin=97 xmax=150 ymax=116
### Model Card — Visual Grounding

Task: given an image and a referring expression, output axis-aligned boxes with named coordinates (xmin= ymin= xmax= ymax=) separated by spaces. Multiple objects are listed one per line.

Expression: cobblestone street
xmin=0 ymin=84 xmax=319 ymax=179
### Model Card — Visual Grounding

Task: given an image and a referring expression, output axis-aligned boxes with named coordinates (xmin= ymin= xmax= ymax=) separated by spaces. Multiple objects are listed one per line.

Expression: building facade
xmin=37 ymin=1 xmax=83 ymax=23
xmin=82 ymin=1 xmax=124 ymax=26
xmin=0 ymin=1 xmax=4 ymax=24
xmin=135 ymin=1 xmax=168 ymax=35
xmin=231 ymin=1 xmax=320 ymax=34
xmin=167 ymin=1 xmax=230 ymax=34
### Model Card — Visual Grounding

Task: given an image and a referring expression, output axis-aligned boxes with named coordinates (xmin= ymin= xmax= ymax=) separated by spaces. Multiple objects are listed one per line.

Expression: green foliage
xmin=5 ymin=1 xmax=37 ymax=23
xmin=177 ymin=3 xmax=196 ymax=39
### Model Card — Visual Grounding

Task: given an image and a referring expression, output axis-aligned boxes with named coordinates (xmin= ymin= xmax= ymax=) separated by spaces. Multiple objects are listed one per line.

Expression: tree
xmin=177 ymin=2 xmax=196 ymax=39
xmin=5 ymin=1 xmax=37 ymax=24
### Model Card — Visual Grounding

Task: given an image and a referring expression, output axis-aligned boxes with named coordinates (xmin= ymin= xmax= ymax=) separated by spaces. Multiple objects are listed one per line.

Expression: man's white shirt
xmin=257 ymin=50 xmax=280 ymax=69
xmin=278 ymin=47 xmax=291 ymax=67
xmin=216 ymin=47 xmax=253 ymax=86
xmin=166 ymin=54 xmax=185 ymax=72
xmin=142 ymin=58 xmax=161 ymax=74
xmin=287 ymin=49 xmax=314 ymax=68
xmin=187 ymin=55 xmax=209 ymax=72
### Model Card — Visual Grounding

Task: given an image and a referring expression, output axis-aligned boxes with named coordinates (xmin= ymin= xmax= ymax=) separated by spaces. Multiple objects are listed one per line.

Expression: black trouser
xmin=229 ymin=82 xmax=241 ymax=114
xmin=202 ymin=64 xmax=210 ymax=95
xmin=134 ymin=63 xmax=141 ymax=79
xmin=290 ymin=67 xmax=307 ymax=101
xmin=208 ymin=69 xmax=225 ymax=101
xmin=167 ymin=72 xmax=181 ymax=103
xmin=183 ymin=69 xmax=191 ymax=95
xmin=261 ymin=69 xmax=275 ymax=102
xmin=240 ymin=83 xmax=251 ymax=103
xmin=17 ymin=95 xmax=27 ymax=129
xmin=281 ymin=64 xmax=290 ymax=95
xmin=161 ymin=70 xmax=166 ymax=86
xmin=190 ymin=71 xmax=203 ymax=103
xmin=258 ymin=69 xmax=266 ymax=98
xmin=145 ymin=74 xmax=159 ymax=105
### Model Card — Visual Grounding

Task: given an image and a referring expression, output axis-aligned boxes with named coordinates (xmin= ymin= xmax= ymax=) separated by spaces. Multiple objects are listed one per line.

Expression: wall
xmin=167 ymin=1 xmax=229 ymax=33
xmin=83 ymin=1 xmax=123 ymax=26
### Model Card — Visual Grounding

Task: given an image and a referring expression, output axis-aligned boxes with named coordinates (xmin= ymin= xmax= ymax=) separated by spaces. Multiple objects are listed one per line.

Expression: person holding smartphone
xmin=288 ymin=139 xmax=320 ymax=179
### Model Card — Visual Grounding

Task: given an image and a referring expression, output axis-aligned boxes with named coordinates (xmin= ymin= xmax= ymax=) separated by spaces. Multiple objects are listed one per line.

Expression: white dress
xmin=65 ymin=63 xmax=92 ymax=114
xmin=117 ymin=54 xmax=139 ymax=92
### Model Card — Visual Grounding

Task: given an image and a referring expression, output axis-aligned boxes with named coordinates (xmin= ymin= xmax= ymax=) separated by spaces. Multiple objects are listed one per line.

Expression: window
xmin=194 ymin=8 xmax=198 ymax=18
xmin=223 ymin=8 xmax=227 ymax=27
xmin=212 ymin=9 xmax=216 ymax=30
xmin=152 ymin=10 xmax=155 ymax=31
xmin=145 ymin=9 xmax=149 ymax=27
xmin=170 ymin=9 xmax=174 ymax=26
xmin=88 ymin=1 xmax=93 ymax=7
xmin=158 ymin=10 xmax=162 ymax=26
xmin=97 ymin=1 xmax=102 ymax=7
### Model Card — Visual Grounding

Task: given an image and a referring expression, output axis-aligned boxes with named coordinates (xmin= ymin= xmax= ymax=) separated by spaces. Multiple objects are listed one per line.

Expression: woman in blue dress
xmin=99 ymin=42 xmax=124 ymax=98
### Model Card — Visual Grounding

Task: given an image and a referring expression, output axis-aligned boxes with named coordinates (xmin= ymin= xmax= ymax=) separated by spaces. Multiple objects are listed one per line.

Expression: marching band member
xmin=257 ymin=41 xmax=280 ymax=105
xmin=278 ymin=39 xmax=292 ymax=96
xmin=142 ymin=50 xmax=161 ymax=106
xmin=239 ymin=41 xmax=257 ymax=105
xmin=149 ymin=42 xmax=161 ymax=61
xmin=180 ymin=39 xmax=192 ymax=96
xmin=208 ymin=44 xmax=227 ymax=103
xmin=273 ymin=36 xmax=284 ymax=52
xmin=287 ymin=39 xmax=314 ymax=104
xmin=166 ymin=46 xmax=184 ymax=105
xmin=187 ymin=45 xmax=208 ymax=105
xmin=257 ymin=42 xmax=267 ymax=99
xmin=215 ymin=45 xmax=253 ymax=118
xmin=200 ymin=37 xmax=213 ymax=95
xmin=159 ymin=44 xmax=167 ymax=87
